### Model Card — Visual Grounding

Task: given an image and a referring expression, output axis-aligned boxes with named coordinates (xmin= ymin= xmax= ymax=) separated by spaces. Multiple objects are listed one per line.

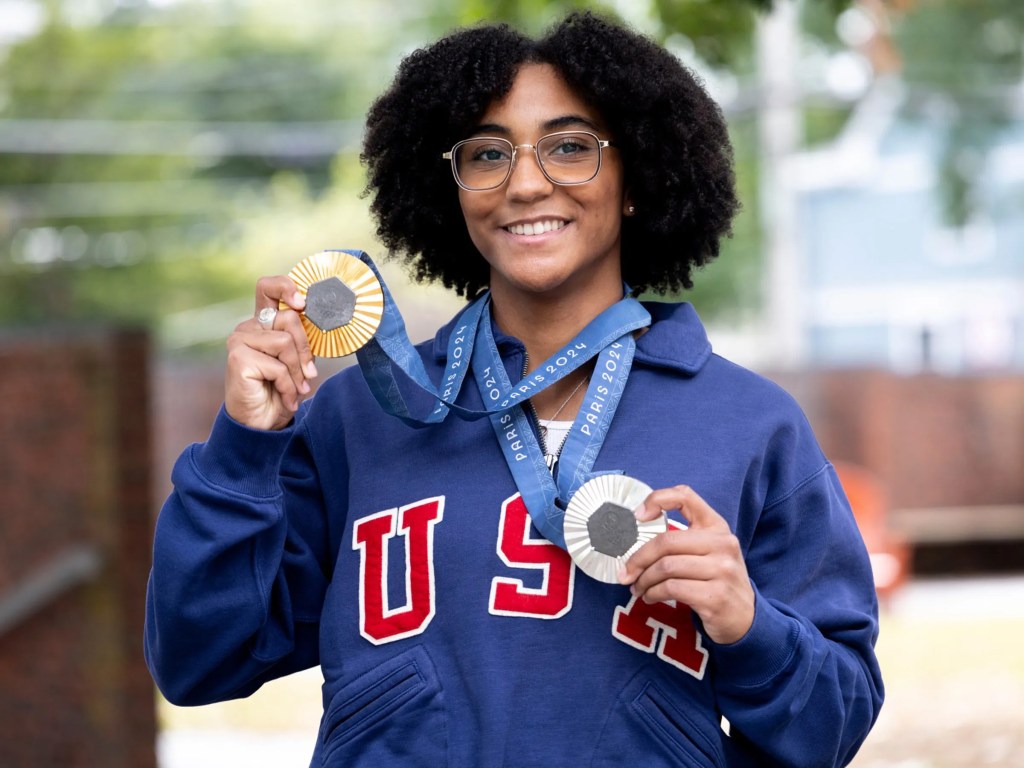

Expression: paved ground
xmin=850 ymin=575 xmax=1024 ymax=768
xmin=158 ymin=575 xmax=1024 ymax=767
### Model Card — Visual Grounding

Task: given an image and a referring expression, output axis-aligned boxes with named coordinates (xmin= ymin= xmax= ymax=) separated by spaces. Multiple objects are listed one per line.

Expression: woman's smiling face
xmin=456 ymin=63 xmax=631 ymax=303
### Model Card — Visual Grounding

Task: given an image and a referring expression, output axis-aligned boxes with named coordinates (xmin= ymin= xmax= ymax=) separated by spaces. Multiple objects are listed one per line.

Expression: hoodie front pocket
xmin=319 ymin=645 xmax=447 ymax=766
xmin=632 ymin=680 xmax=724 ymax=768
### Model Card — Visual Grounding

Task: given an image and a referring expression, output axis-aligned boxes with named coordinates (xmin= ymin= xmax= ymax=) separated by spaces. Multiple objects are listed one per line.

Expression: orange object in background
xmin=834 ymin=461 xmax=911 ymax=602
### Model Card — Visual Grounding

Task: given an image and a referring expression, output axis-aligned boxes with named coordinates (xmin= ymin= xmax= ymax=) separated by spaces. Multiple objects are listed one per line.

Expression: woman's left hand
xmin=618 ymin=485 xmax=755 ymax=645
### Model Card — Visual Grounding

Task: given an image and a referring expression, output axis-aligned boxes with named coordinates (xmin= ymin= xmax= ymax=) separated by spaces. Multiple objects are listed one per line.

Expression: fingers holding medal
xmin=225 ymin=251 xmax=383 ymax=431
xmin=564 ymin=475 xmax=667 ymax=584
xmin=619 ymin=484 xmax=756 ymax=646
xmin=226 ymin=273 xmax=317 ymax=431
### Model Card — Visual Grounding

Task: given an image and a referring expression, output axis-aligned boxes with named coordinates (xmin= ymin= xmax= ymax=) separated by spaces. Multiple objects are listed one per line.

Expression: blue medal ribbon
xmin=473 ymin=312 xmax=640 ymax=546
xmin=339 ymin=249 xmax=650 ymax=546
xmin=351 ymin=249 xmax=485 ymax=427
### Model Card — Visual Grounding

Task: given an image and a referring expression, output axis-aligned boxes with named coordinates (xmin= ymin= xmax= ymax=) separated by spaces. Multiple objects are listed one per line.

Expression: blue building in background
xmin=792 ymin=80 xmax=1024 ymax=373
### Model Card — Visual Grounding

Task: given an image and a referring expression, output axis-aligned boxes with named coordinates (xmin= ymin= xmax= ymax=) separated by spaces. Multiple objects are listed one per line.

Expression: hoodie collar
xmin=431 ymin=300 xmax=711 ymax=376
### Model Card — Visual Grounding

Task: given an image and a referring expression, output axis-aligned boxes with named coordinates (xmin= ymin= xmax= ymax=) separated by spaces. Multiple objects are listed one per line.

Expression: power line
xmin=0 ymin=117 xmax=361 ymax=156
xmin=0 ymin=177 xmax=277 ymax=218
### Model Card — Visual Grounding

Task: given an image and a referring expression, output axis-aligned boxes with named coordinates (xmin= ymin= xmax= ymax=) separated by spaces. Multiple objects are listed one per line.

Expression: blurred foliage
xmin=890 ymin=0 xmax=1024 ymax=226
xmin=0 ymin=0 xmax=787 ymax=340
xmin=0 ymin=0 xmax=1017 ymax=348
xmin=654 ymin=0 xmax=762 ymax=73
xmin=450 ymin=0 xmax=601 ymax=33
xmin=0 ymin=0 xmax=388 ymax=331
xmin=662 ymin=112 xmax=763 ymax=324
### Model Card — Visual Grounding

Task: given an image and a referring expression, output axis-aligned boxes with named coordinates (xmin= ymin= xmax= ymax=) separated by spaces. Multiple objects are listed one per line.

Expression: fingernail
xmin=300 ymin=380 xmax=311 ymax=394
xmin=629 ymin=584 xmax=637 ymax=597
xmin=633 ymin=503 xmax=646 ymax=520
xmin=617 ymin=567 xmax=629 ymax=584
xmin=305 ymin=361 xmax=318 ymax=378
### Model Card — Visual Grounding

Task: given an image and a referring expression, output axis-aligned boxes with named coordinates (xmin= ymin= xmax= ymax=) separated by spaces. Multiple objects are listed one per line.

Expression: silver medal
xmin=564 ymin=475 xmax=666 ymax=583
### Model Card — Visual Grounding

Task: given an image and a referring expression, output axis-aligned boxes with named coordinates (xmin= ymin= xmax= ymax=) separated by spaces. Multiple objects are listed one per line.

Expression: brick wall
xmin=155 ymin=362 xmax=1024 ymax=514
xmin=771 ymin=369 xmax=1024 ymax=510
xmin=151 ymin=355 xmax=353 ymax=508
xmin=152 ymin=359 xmax=228 ymax=508
xmin=149 ymin=360 xmax=1024 ymax=588
xmin=0 ymin=329 xmax=156 ymax=768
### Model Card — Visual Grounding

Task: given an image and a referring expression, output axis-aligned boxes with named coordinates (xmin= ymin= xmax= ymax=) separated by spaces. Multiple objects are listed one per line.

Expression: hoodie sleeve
xmin=707 ymin=457 xmax=884 ymax=767
xmin=143 ymin=403 xmax=337 ymax=706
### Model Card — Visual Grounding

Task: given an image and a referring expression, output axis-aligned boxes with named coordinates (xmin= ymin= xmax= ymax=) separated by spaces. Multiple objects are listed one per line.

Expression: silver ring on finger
xmin=257 ymin=306 xmax=278 ymax=330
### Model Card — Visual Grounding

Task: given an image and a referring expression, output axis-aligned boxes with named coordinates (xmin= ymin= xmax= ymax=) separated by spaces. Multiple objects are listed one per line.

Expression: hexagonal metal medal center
xmin=587 ymin=501 xmax=639 ymax=557
xmin=304 ymin=276 xmax=356 ymax=332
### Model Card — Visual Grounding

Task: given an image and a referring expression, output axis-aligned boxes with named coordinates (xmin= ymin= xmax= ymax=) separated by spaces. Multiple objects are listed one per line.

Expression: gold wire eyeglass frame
xmin=441 ymin=130 xmax=613 ymax=191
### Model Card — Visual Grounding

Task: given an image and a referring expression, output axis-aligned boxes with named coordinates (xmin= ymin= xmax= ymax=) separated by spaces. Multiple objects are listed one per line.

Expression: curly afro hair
xmin=362 ymin=11 xmax=739 ymax=298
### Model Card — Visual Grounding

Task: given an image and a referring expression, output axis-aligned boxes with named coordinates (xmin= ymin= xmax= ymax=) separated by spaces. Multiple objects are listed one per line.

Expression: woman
xmin=145 ymin=12 xmax=883 ymax=767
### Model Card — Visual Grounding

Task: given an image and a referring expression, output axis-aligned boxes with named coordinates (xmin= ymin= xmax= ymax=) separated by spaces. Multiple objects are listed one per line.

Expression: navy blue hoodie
xmin=145 ymin=301 xmax=883 ymax=766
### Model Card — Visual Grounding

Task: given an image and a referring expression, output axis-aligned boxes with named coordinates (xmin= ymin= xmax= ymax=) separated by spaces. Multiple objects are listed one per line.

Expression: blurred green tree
xmin=0 ymin=0 xmax=377 ymax=329
xmin=5 ymin=0 xmax=1014 ymax=347
xmin=892 ymin=0 xmax=1024 ymax=225
xmin=1 ymin=0 xmax=782 ymax=336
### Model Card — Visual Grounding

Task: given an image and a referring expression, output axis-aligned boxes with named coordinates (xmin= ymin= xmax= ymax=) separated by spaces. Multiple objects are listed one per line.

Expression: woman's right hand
xmin=224 ymin=275 xmax=319 ymax=431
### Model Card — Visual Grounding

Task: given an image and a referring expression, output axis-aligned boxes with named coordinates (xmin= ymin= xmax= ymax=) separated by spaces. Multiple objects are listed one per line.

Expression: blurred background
xmin=0 ymin=0 xmax=1021 ymax=766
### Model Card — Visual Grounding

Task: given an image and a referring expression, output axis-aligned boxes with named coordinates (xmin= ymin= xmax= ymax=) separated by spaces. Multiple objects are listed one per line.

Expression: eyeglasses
xmin=442 ymin=131 xmax=612 ymax=191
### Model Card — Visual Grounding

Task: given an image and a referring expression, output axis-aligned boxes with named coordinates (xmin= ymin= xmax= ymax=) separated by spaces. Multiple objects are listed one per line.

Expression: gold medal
xmin=284 ymin=251 xmax=384 ymax=357
xmin=564 ymin=475 xmax=666 ymax=583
